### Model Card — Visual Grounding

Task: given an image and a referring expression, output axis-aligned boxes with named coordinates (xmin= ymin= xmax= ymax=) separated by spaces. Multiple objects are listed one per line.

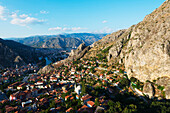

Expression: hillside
xmin=11 ymin=33 xmax=107 ymax=48
xmin=0 ymin=38 xmax=41 ymax=68
xmin=41 ymin=37 xmax=84 ymax=48
xmin=82 ymin=0 xmax=170 ymax=99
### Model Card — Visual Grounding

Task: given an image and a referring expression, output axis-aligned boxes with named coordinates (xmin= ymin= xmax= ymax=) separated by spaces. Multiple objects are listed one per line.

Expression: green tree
xmin=130 ymin=77 xmax=137 ymax=82
xmin=95 ymin=98 xmax=100 ymax=106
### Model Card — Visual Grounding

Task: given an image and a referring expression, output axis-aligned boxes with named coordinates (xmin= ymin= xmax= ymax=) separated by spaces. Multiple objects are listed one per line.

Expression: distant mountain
xmin=0 ymin=38 xmax=41 ymax=68
xmin=41 ymin=37 xmax=84 ymax=48
xmin=9 ymin=33 xmax=107 ymax=48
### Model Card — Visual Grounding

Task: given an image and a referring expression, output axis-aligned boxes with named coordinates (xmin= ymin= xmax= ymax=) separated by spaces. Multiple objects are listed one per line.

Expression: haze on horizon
xmin=0 ymin=0 xmax=165 ymax=38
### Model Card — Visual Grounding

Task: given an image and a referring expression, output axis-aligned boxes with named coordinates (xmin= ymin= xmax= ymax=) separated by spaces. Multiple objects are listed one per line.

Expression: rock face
xmin=67 ymin=43 xmax=90 ymax=61
xmin=106 ymin=1 xmax=170 ymax=82
xmin=38 ymin=65 xmax=54 ymax=74
xmin=143 ymin=82 xmax=154 ymax=98
xmin=69 ymin=43 xmax=86 ymax=56
xmin=156 ymin=77 xmax=170 ymax=99
xmin=107 ymin=27 xmax=134 ymax=63
xmin=91 ymin=30 xmax=126 ymax=48
xmin=124 ymin=0 xmax=170 ymax=82
xmin=88 ymin=0 xmax=170 ymax=99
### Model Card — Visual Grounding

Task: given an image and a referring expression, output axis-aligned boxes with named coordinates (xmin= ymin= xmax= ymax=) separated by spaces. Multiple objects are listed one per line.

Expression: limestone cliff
xmin=86 ymin=0 xmax=170 ymax=99
xmin=124 ymin=0 xmax=170 ymax=82
xmin=67 ymin=43 xmax=90 ymax=61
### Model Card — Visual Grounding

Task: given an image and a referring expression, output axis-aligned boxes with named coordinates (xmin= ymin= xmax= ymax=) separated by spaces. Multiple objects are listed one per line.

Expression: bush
xmin=130 ymin=77 xmax=137 ymax=82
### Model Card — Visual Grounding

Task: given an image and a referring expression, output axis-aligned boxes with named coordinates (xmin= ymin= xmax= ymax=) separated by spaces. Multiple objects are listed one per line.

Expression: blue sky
xmin=0 ymin=0 xmax=165 ymax=38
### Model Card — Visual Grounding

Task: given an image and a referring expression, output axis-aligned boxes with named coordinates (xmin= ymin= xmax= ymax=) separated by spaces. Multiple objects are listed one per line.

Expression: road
xmin=130 ymin=83 xmax=148 ymax=103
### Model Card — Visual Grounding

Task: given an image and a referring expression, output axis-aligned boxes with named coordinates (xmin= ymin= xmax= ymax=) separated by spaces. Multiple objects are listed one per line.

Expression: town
xmin=0 ymin=56 xmax=169 ymax=113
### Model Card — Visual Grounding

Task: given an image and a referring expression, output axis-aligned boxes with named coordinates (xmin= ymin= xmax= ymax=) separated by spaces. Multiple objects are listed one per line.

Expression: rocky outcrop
xmin=91 ymin=29 xmax=126 ymax=48
xmin=67 ymin=43 xmax=90 ymax=61
xmin=38 ymin=65 xmax=54 ymax=74
xmin=106 ymin=1 xmax=170 ymax=83
xmin=70 ymin=43 xmax=86 ymax=56
xmin=89 ymin=0 xmax=170 ymax=99
xmin=124 ymin=0 xmax=170 ymax=83
xmin=143 ymin=82 xmax=155 ymax=98
xmin=156 ymin=77 xmax=170 ymax=99
xmin=107 ymin=26 xmax=134 ymax=64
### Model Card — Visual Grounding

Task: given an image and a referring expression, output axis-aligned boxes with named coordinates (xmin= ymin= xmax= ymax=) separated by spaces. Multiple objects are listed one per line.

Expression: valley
xmin=0 ymin=0 xmax=169 ymax=113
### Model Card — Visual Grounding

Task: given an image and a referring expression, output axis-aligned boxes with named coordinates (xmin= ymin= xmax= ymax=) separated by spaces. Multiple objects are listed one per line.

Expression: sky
xmin=0 ymin=0 xmax=166 ymax=38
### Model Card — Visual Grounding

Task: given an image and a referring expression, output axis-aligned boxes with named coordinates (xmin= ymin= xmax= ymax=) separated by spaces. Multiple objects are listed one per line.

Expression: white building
xmin=74 ymin=85 xmax=82 ymax=95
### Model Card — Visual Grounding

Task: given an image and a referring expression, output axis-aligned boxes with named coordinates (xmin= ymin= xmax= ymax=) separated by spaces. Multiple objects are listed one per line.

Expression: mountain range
xmin=9 ymin=33 xmax=107 ymax=48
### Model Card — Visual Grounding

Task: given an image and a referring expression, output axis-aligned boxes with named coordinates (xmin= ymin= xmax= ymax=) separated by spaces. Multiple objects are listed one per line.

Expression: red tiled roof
xmin=66 ymin=107 xmax=73 ymax=112
xmin=87 ymin=101 xmax=95 ymax=107
xmin=81 ymin=105 xmax=88 ymax=109
xmin=81 ymin=95 xmax=92 ymax=101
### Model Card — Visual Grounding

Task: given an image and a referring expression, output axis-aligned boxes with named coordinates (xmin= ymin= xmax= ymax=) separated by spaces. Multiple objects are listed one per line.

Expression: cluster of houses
xmin=0 ymin=58 xmax=128 ymax=113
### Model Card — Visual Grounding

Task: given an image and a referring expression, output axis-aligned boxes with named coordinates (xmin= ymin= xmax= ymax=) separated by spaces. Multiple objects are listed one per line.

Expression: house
xmin=66 ymin=107 xmax=74 ymax=113
xmin=17 ymin=83 xmax=27 ymax=90
xmin=56 ymin=73 xmax=61 ymax=78
xmin=81 ymin=94 xmax=92 ymax=104
xmin=109 ymin=78 xmax=113 ymax=82
xmin=22 ymin=100 xmax=32 ymax=107
xmin=50 ymin=77 xmax=58 ymax=82
xmin=17 ymin=85 xmax=22 ymax=90
xmin=36 ymin=81 xmax=44 ymax=85
xmin=9 ymin=94 xmax=17 ymax=101
xmin=87 ymin=101 xmax=95 ymax=107
xmin=77 ymin=105 xmax=88 ymax=112
xmin=76 ymin=95 xmax=80 ymax=99
xmin=99 ymin=74 xmax=104 ymax=79
xmin=102 ymin=80 xmax=107 ymax=84
xmin=71 ymin=68 xmax=76 ymax=75
xmin=65 ymin=95 xmax=71 ymax=101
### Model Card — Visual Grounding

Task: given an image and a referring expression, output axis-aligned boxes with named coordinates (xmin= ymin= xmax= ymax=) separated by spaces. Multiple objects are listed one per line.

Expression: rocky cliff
xmin=105 ymin=0 xmax=170 ymax=82
xmin=84 ymin=0 xmax=170 ymax=99
xmin=124 ymin=0 xmax=170 ymax=83
xmin=65 ymin=43 xmax=90 ymax=62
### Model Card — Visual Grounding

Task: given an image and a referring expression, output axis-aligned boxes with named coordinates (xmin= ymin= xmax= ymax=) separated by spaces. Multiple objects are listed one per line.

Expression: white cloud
xmin=48 ymin=27 xmax=87 ymax=32
xmin=10 ymin=12 xmax=44 ymax=26
xmin=102 ymin=20 xmax=107 ymax=23
xmin=94 ymin=27 xmax=114 ymax=33
xmin=19 ymin=14 xmax=28 ymax=18
xmin=48 ymin=27 xmax=62 ymax=31
xmin=0 ymin=5 xmax=6 ymax=20
xmin=40 ymin=10 xmax=49 ymax=14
